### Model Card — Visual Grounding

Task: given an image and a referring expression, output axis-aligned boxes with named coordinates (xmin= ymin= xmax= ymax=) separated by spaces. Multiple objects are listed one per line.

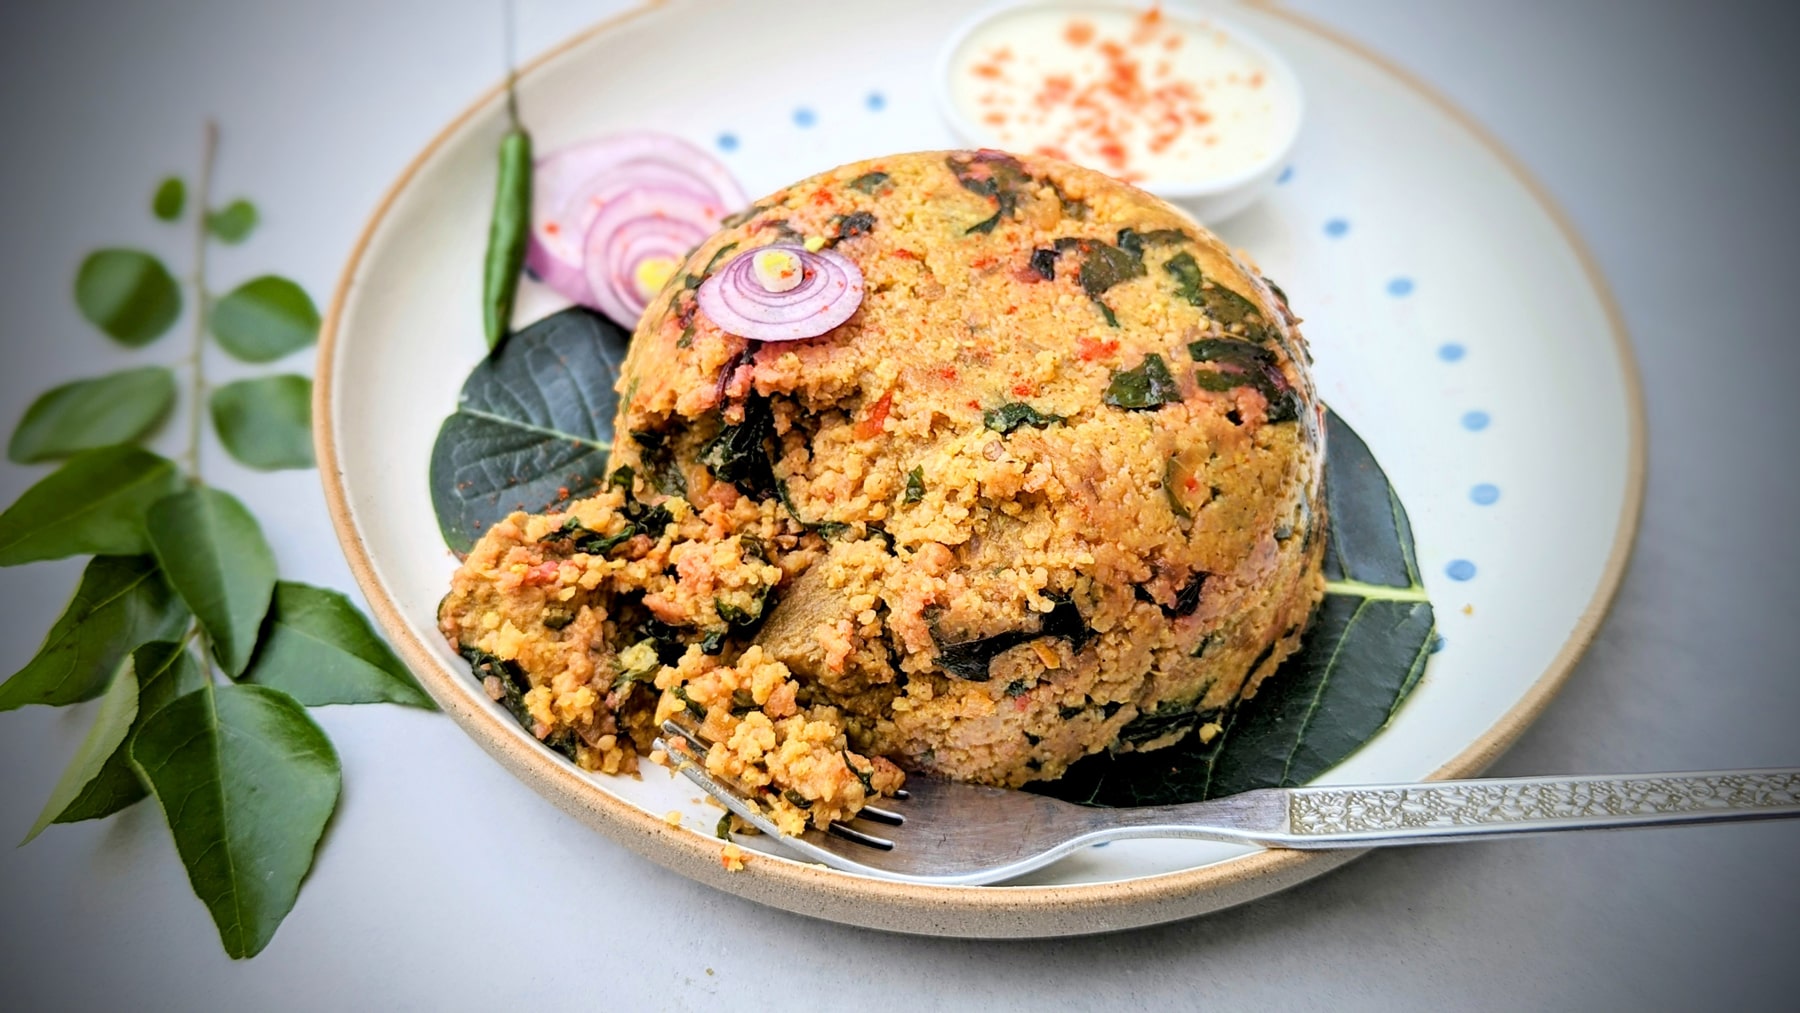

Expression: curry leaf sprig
xmin=0 ymin=121 xmax=433 ymax=960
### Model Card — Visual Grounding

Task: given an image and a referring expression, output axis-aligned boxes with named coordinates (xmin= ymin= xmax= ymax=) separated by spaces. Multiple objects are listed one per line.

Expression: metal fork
xmin=656 ymin=721 xmax=1800 ymax=885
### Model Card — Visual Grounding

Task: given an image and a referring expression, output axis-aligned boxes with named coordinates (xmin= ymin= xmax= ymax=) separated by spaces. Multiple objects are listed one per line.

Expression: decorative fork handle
xmin=1252 ymin=769 xmax=1800 ymax=848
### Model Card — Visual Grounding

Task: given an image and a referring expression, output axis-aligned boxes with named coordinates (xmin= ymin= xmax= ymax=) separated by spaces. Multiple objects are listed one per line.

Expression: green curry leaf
xmin=21 ymin=653 xmax=140 ymax=845
xmin=152 ymin=177 xmax=186 ymax=221
xmin=0 ymin=446 xmax=184 ymax=565
xmin=47 ymin=640 xmax=206 ymax=827
xmin=205 ymin=199 xmax=259 ymax=244
xmin=7 ymin=366 xmax=178 ymax=463
xmin=210 ymin=374 xmax=315 ymax=470
xmin=242 ymin=582 xmax=433 ymax=708
xmin=75 ymin=249 xmax=183 ymax=347
xmin=145 ymin=487 xmax=277 ymax=677
xmin=0 ymin=555 xmax=189 ymax=711
xmin=129 ymin=683 xmax=340 ymax=959
xmin=210 ymin=275 xmax=318 ymax=363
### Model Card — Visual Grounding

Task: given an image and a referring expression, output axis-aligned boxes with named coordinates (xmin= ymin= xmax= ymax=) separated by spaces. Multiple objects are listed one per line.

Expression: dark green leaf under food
xmin=983 ymin=402 xmax=1066 ymax=435
xmin=0 ymin=445 xmax=184 ymax=565
xmin=205 ymin=199 xmax=259 ymax=244
xmin=152 ymin=177 xmax=186 ymax=221
xmin=1028 ymin=248 xmax=1057 ymax=280
xmin=430 ymin=307 xmax=629 ymax=554
xmin=43 ymin=640 xmax=205 ymax=829
xmin=1103 ymin=353 xmax=1182 ymax=410
xmin=847 ymin=171 xmax=891 ymax=195
xmin=0 ymin=556 xmax=188 ymax=711
xmin=7 ymin=365 xmax=178 ymax=463
xmin=75 ymin=248 xmax=182 ymax=347
xmin=1031 ymin=408 xmax=1435 ymax=807
xmin=209 ymin=275 xmax=320 ymax=363
xmin=129 ymin=683 xmax=340 ymax=959
xmin=903 ymin=466 xmax=925 ymax=504
xmin=242 ymin=582 xmax=434 ymax=708
xmin=210 ymin=374 xmax=315 ymax=470
xmin=145 ymin=486 xmax=278 ymax=677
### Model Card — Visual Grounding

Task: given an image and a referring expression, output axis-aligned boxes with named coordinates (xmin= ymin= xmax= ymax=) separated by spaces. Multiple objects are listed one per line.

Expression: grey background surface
xmin=1 ymin=1 xmax=1796 ymax=1010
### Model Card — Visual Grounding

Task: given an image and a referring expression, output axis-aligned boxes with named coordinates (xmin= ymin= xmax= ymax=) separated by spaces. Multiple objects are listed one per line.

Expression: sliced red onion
xmin=696 ymin=246 xmax=865 ymax=342
xmin=581 ymin=187 xmax=717 ymax=328
xmin=526 ymin=132 xmax=747 ymax=307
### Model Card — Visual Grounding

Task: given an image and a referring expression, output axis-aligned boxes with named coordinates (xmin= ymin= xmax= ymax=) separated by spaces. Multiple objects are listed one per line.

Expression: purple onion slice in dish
xmin=696 ymin=246 xmax=865 ymax=342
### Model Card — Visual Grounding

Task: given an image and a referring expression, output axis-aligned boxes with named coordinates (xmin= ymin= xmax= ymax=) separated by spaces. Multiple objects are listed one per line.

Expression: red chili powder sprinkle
xmin=1076 ymin=336 xmax=1120 ymax=361
xmin=968 ymin=9 xmax=1253 ymax=179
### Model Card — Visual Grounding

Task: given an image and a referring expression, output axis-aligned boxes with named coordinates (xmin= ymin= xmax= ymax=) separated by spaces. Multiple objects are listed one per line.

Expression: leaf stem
xmin=1322 ymin=578 xmax=1431 ymax=603
xmin=184 ymin=119 xmax=218 ymax=485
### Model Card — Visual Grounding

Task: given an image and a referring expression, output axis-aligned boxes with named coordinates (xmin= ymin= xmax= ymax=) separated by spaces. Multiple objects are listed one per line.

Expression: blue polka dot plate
xmin=316 ymin=0 xmax=1643 ymax=936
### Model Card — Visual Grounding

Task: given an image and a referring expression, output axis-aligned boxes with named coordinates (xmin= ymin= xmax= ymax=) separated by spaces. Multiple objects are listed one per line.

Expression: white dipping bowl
xmin=935 ymin=0 xmax=1305 ymax=223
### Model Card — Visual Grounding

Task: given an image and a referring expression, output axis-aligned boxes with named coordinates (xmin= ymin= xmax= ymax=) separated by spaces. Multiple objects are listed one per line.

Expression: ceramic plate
xmin=316 ymin=0 xmax=1642 ymax=936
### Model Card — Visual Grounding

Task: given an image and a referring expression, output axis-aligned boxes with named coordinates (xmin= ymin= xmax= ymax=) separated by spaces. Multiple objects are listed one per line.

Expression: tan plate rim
xmin=313 ymin=0 xmax=1646 ymax=936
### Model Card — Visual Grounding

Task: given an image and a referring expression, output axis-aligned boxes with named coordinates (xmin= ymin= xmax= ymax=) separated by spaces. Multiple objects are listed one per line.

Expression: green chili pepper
xmin=483 ymin=126 xmax=532 ymax=350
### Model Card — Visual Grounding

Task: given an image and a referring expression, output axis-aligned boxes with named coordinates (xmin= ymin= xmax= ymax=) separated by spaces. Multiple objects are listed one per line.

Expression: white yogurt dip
xmin=944 ymin=3 xmax=1300 ymax=192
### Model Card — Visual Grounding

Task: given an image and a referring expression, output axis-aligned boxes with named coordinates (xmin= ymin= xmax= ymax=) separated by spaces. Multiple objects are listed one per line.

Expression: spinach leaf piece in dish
xmin=1104 ymin=353 xmax=1182 ymax=410
xmin=983 ymin=402 xmax=1067 ymax=435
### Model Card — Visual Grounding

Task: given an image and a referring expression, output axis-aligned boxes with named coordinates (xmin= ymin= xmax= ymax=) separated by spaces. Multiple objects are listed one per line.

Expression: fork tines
xmin=656 ymin=718 xmax=904 ymax=849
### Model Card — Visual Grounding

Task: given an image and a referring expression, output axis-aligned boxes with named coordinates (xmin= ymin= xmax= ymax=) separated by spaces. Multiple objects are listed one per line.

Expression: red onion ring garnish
xmin=695 ymin=246 xmax=865 ymax=342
